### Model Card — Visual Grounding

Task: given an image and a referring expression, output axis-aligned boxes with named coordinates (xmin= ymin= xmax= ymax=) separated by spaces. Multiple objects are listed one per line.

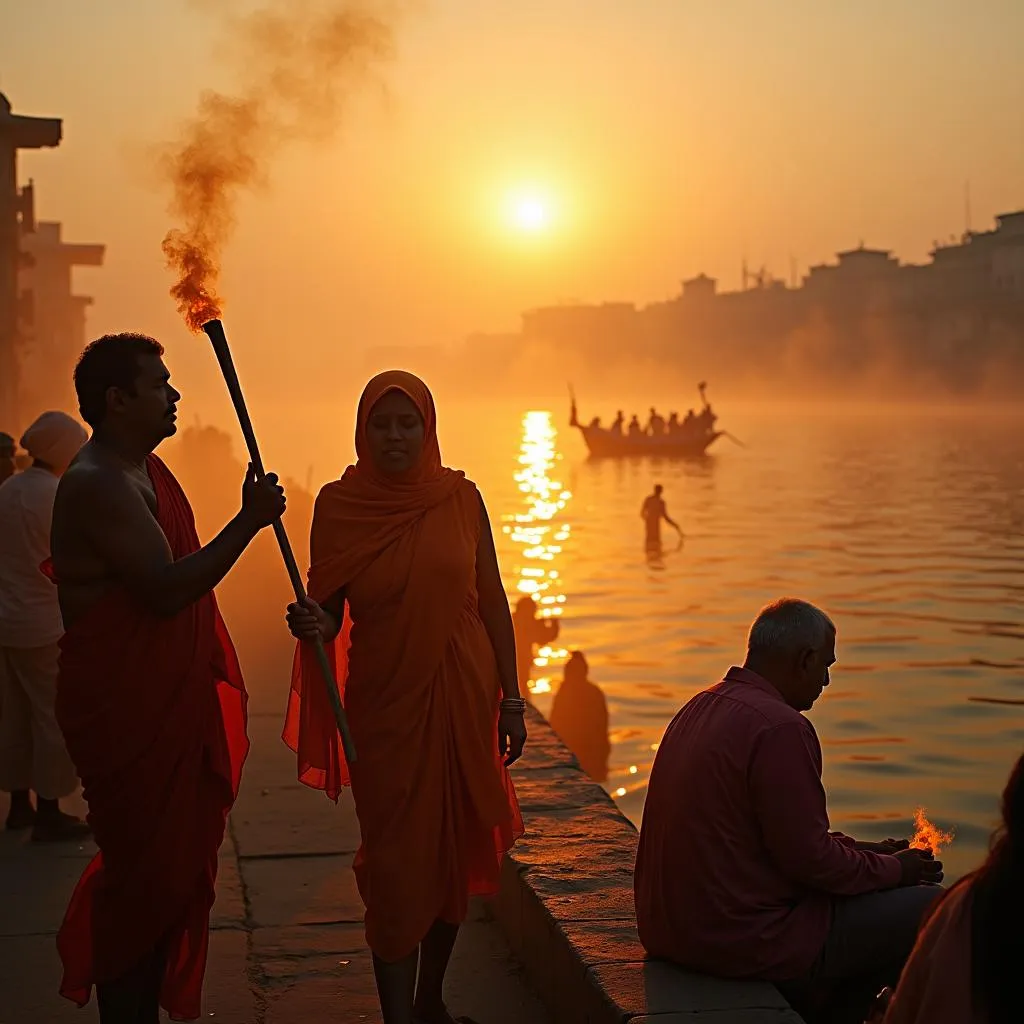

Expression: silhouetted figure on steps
xmin=512 ymin=596 xmax=560 ymax=697
xmin=549 ymin=652 xmax=610 ymax=783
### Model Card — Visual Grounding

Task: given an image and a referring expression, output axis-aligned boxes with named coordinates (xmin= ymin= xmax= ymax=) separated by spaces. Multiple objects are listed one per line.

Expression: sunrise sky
xmin=4 ymin=0 xmax=1024 ymax=425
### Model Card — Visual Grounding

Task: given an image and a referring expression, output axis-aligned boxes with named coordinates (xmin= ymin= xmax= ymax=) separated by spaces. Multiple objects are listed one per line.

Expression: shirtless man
xmin=641 ymin=484 xmax=682 ymax=549
xmin=51 ymin=334 xmax=283 ymax=629
xmin=51 ymin=332 xmax=284 ymax=1022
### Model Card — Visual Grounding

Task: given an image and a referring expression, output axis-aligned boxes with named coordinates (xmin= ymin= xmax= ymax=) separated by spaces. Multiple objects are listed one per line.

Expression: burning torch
xmin=201 ymin=318 xmax=356 ymax=763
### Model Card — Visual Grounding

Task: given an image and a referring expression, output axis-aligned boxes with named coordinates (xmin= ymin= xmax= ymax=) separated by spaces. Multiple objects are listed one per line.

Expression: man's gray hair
xmin=747 ymin=598 xmax=835 ymax=654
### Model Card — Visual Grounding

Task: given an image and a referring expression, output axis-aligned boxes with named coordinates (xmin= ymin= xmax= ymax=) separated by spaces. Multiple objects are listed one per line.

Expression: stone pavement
xmin=0 ymin=709 xmax=549 ymax=1024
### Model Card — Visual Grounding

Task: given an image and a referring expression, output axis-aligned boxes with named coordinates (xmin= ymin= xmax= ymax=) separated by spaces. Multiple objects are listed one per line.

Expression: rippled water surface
xmin=445 ymin=403 xmax=1024 ymax=881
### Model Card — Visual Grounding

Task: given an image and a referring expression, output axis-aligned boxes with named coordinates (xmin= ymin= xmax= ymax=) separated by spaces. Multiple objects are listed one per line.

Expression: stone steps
xmin=496 ymin=706 xmax=805 ymax=1024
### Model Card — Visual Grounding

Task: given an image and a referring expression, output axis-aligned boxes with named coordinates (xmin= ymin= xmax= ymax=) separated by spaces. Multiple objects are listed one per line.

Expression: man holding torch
xmin=50 ymin=332 xmax=285 ymax=1022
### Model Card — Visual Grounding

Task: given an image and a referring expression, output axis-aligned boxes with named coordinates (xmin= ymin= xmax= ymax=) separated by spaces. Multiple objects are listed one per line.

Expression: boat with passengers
xmin=569 ymin=382 xmax=724 ymax=458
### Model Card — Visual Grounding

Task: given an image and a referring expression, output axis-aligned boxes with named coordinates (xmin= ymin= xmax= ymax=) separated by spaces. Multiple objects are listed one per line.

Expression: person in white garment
xmin=0 ymin=411 xmax=90 ymax=841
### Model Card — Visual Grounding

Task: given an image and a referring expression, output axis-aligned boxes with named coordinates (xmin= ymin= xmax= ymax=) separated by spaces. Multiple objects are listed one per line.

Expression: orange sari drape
xmin=283 ymin=371 xmax=523 ymax=961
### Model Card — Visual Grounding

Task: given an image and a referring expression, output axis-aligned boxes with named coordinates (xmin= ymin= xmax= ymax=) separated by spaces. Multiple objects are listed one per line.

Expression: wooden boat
xmin=575 ymin=423 xmax=722 ymax=458
xmin=569 ymin=384 xmax=724 ymax=459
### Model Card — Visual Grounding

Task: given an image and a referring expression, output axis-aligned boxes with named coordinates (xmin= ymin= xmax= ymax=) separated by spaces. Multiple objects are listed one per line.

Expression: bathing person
xmin=641 ymin=484 xmax=681 ymax=548
xmin=512 ymin=595 xmax=560 ymax=697
xmin=549 ymin=651 xmax=610 ymax=783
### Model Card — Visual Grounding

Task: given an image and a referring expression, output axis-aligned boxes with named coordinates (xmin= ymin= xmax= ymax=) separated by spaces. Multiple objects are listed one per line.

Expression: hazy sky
xmin=4 ymin=0 xmax=1024 ymax=433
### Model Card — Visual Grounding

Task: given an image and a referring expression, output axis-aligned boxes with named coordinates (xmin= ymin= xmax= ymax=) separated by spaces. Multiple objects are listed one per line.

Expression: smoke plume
xmin=161 ymin=0 xmax=396 ymax=331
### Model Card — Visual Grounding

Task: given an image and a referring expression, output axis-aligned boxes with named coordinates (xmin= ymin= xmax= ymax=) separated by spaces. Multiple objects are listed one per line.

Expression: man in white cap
xmin=0 ymin=410 xmax=90 ymax=841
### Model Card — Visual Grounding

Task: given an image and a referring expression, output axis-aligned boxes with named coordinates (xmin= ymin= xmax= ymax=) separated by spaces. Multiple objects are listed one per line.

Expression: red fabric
xmin=635 ymin=666 xmax=902 ymax=981
xmin=55 ymin=454 xmax=248 ymax=1021
xmin=282 ymin=370 xmax=523 ymax=961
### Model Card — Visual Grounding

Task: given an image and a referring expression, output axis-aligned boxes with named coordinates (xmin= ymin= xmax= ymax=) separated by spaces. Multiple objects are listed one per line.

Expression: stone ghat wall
xmin=495 ymin=706 xmax=806 ymax=1024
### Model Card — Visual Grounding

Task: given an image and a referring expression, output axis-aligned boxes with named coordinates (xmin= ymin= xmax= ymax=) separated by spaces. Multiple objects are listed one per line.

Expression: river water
xmin=442 ymin=401 xmax=1024 ymax=882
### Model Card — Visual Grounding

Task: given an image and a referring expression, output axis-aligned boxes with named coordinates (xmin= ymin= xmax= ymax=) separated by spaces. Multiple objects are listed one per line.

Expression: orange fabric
xmin=883 ymin=878 xmax=982 ymax=1024
xmin=55 ymin=455 xmax=248 ymax=1021
xmin=282 ymin=371 xmax=523 ymax=961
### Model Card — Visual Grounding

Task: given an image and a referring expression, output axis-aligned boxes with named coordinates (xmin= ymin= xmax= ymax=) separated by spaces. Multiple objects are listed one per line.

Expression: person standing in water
xmin=641 ymin=484 xmax=681 ymax=549
xmin=284 ymin=370 xmax=526 ymax=1024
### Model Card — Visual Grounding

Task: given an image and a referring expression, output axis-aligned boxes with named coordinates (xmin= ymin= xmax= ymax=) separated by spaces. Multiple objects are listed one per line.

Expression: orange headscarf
xmin=282 ymin=371 xmax=522 ymax=960
xmin=303 ymin=371 xmax=466 ymax=602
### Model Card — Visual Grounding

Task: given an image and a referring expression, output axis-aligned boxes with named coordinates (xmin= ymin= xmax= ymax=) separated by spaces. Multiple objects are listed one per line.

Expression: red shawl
xmin=55 ymin=454 xmax=248 ymax=1021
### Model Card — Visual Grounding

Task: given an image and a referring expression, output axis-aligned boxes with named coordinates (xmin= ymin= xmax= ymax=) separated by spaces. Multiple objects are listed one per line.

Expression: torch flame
xmin=910 ymin=807 xmax=954 ymax=856
xmin=159 ymin=1 xmax=396 ymax=332
xmin=163 ymin=232 xmax=223 ymax=334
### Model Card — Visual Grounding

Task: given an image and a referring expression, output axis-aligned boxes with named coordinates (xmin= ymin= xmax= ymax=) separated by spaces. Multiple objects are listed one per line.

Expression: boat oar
xmin=722 ymin=431 xmax=747 ymax=448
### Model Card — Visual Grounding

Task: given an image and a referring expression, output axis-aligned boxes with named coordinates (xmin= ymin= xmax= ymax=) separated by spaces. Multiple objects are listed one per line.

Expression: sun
xmin=505 ymin=190 xmax=553 ymax=234
xmin=515 ymin=196 xmax=549 ymax=232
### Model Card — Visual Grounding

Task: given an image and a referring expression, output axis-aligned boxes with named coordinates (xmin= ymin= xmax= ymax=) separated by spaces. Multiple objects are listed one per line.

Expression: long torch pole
xmin=201 ymin=318 xmax=356 ymax=763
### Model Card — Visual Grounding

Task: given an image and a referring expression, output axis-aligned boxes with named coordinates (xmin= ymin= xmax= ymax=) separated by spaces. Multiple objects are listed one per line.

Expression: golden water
xmin=447 ymin=402 xmax=1024 ymax=882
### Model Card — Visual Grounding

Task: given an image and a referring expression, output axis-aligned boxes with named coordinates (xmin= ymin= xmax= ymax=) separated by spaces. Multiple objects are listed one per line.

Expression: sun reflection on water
xmin=504 ymin=411 xmax=571 ymax=694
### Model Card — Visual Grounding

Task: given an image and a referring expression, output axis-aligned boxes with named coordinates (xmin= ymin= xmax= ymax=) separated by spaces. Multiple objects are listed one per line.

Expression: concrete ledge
xmin=495 ymin=707 xmax=805 ymax=1023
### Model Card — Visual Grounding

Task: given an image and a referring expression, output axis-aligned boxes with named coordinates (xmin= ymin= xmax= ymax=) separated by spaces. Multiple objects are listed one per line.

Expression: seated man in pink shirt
xmin=634 ymin=598 xmax=943 ymax=1024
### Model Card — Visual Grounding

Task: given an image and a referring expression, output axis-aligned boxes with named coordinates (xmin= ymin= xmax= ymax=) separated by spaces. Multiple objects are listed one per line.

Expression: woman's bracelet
xmin=499 ymin=696 xmax=527 ymax=715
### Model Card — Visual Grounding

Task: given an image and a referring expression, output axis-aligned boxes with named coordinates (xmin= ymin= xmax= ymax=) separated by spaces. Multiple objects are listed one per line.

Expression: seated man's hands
xmin=856 ymin=837 xmax=910 ymax=854
xmin=894 ymin=847 xmax=944 ymax=886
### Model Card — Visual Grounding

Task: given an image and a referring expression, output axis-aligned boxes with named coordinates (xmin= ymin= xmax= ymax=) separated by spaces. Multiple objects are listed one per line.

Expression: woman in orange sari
xmin=284 ymin=371 xmax=526 ymax=1024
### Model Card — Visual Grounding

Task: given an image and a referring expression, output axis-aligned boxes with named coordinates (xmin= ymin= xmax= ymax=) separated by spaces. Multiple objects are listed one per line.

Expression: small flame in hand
xmin=910 ymin=807 xmax=954 ymax=856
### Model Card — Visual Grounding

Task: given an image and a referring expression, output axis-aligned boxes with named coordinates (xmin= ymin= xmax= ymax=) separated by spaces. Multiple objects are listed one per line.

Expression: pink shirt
xmin=634 ymin=666 xmax=902 ymax=981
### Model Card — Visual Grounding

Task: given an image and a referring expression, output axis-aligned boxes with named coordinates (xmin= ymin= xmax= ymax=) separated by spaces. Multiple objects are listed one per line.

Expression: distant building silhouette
xmin=517 ymin=209 xmax=1024 ymax=393
xmin=0 ymin=93 xmax=62 ymax=431
xmin=19 ymin=222 xmax=104 ymax=418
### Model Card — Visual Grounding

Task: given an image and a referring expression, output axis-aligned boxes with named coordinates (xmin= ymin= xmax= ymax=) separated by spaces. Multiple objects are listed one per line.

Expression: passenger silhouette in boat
xmin=648 ymin=407 xmax=666 ymax=436
xmin=512 ymin=595 xmax=560 ymax=698
xmin=642 ymin=484 xmax=682 ymax=549
xmin=667 ymin=412 xmax=680 ymax=435
xmin=628 ymin=415 xmax=643 ymax=439
xmin=588 ymin=415 xmax=602 ymax=430
xmin=697 ymin=381 xmax=717 ymax=435
xmin=549 ymin=651 xmax=610 ymax=784
xmin=611 ymin=411 xmax=625 ymax=436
